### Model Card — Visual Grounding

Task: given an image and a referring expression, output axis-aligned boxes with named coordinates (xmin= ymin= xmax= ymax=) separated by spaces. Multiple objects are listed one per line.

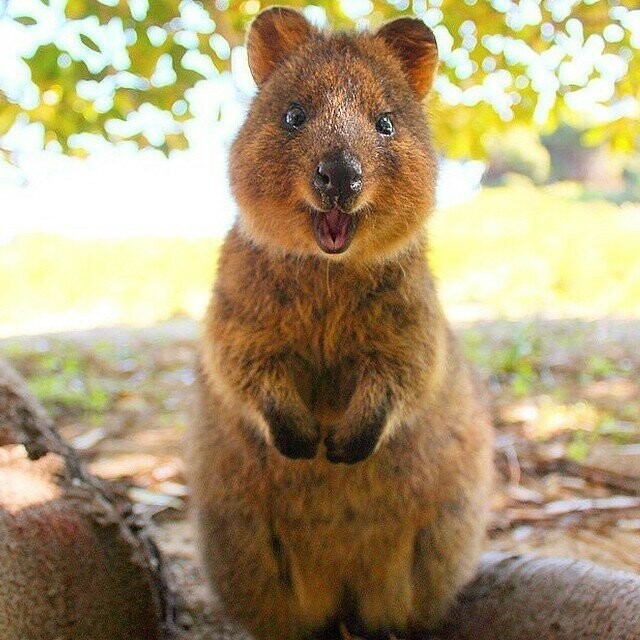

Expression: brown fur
xmin=189 ymin=8 xmax=493 ymax=639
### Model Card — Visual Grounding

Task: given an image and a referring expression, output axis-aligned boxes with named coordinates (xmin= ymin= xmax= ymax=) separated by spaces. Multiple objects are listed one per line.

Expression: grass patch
xmin=0 ymin=235 xmax=219 ymax=334
xmin=1 ymin=182 xmax=639 ymax=335
xmin=430 ymin=181 xmax=640 ymax=318
xmin=5 ymin=341 xmax=113 ymax=418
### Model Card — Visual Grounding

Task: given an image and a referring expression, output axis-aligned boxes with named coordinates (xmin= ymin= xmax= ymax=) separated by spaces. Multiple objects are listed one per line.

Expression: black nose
xmin=313 ymin=149 xmax=362 ymax=209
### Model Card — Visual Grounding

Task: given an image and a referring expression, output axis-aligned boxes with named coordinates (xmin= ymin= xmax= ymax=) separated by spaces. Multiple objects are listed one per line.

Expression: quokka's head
xmin=230 ymin=7 xmax=439 ymax=263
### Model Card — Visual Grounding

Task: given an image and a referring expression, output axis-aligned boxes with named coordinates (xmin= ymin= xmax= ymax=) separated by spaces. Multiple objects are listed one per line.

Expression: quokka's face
xmin=230 ymin=9 xmax=439 ymax=263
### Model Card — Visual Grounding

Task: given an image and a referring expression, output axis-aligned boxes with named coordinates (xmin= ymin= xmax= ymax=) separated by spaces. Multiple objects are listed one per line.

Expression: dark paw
xmin=273 ymin=427 xmax=319 ymax=459
xmin=324 ymin=410 xmax=387 ymax=465
xmin=263 ymin=403 xmax=319 ymax=460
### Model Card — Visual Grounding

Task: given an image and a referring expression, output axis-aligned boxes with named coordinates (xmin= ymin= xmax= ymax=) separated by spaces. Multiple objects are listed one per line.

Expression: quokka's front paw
xmin=263 ymin=400 xmax=320 ymax=459
xmin=324 ymin=405 xmax=388 ymax=464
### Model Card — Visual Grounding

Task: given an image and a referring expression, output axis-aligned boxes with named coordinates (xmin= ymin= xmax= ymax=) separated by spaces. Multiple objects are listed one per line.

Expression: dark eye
xmin=376 ymin=114 xmax=394 ymax=136
xmin=284 ymin=104 xmax=307 ymax=131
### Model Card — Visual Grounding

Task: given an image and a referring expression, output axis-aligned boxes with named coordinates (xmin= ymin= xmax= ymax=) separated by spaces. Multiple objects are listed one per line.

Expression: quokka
xmin=189 ymin=8 xmax=493 ymax=639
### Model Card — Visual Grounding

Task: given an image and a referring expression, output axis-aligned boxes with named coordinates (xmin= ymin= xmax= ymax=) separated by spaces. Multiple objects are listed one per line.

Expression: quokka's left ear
xmin=246 ymin=7 xmax=317 ymax=87
xmin=375 ymin=18 xmax=438 ymax=98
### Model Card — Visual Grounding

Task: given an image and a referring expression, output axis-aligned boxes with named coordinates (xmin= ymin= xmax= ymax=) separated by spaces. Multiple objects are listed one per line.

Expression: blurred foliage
xmin=28 ymin=356 xmax=111 ymax=417
xmin=622 ymin=154 xmax=640 ymax=201
xmin=0 ymin=0 xmax=639 ymax=157
xmin=543 ymin=123 xmax=624 ymax=185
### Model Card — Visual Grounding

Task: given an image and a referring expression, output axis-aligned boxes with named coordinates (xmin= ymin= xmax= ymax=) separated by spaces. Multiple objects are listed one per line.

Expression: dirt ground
xmin=1 ymin=317 xmax=639 ymax=638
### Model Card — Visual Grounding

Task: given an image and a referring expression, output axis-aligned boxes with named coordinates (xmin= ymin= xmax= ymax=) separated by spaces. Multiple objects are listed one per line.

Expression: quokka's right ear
xmin=247 ymin=7 xmax=316 ymax=87
xmin=375 ymin=18 xmax=438 ymax=98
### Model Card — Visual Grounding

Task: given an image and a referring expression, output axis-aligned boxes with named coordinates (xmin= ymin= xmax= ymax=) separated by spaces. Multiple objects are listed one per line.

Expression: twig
xmin=557 ymin=458 xmax=640 ymax=495
xmin=501 ymin=495 xmax=640 ymax=526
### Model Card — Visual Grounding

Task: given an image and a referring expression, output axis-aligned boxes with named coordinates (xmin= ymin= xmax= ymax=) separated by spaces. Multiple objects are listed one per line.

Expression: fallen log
xmin=0 ymin=358 xmax=179 ymax=640
xmin=436 ymin=552 xmax=640 ymax=640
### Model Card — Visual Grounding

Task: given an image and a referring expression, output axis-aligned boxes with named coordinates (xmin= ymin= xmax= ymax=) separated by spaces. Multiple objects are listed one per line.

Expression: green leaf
xmin=26 ymin=43 xmax=63 ymax=83
xmin=14 ymin=16 xmax=38 ymax=26
xmin=0 ymin=103 xmax=20 ymax=136
xmin=80 ymin=33 xmax=102 ymax=53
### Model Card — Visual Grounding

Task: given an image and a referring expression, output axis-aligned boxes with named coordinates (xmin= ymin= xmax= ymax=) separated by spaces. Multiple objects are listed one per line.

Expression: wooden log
xmin=436 ymin=551 xmax=640 ymax=640
xmin=0 ymin=358 xmax=179 ymax=640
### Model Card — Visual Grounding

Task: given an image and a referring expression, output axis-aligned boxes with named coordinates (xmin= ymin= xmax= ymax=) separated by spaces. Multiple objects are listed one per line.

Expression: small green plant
xmin=29 ymin=374 xmax=108 ymax=414
xmin=566 ymin=430 xmax=591 ymax=462
xmin=585 ymin=355 xmax=616 ymax=379
xmin=461 ymin=329 xmax=491 ymax=369
xmin=16 ymin=346 xmax=112 ymax=417
xmin=492 ymin=328 xmax=541 ymax=397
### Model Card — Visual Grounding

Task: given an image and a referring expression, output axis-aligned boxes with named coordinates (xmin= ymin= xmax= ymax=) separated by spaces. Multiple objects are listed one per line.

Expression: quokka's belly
xmin=268 ymin=461 xmax=418 ymax=627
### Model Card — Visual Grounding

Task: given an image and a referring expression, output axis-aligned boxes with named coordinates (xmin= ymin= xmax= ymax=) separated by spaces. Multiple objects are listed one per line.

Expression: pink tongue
xmin=323 ymin=208 xmax=349 ymax=243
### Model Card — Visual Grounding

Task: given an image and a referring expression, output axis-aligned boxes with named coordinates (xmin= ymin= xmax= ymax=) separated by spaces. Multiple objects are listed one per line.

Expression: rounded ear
xmin=375 ymin=18 xmax=438 ymax=98
xmin=247 ymin=7 xmax=316 ymax=86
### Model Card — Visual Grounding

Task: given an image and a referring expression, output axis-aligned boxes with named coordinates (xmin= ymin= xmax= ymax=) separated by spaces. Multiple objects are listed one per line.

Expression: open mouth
xmin=311 ymin=207 xmax=357 ymax=254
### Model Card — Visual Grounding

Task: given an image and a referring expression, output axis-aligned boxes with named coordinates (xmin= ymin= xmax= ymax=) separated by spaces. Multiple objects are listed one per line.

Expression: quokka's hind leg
xmin=196 ymin=503 xmax=310 ymax=640
xmin=190 ymin=386 xmax=310 ymax=640
xmin=408 ymin=513 xmax=485 ymax=633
